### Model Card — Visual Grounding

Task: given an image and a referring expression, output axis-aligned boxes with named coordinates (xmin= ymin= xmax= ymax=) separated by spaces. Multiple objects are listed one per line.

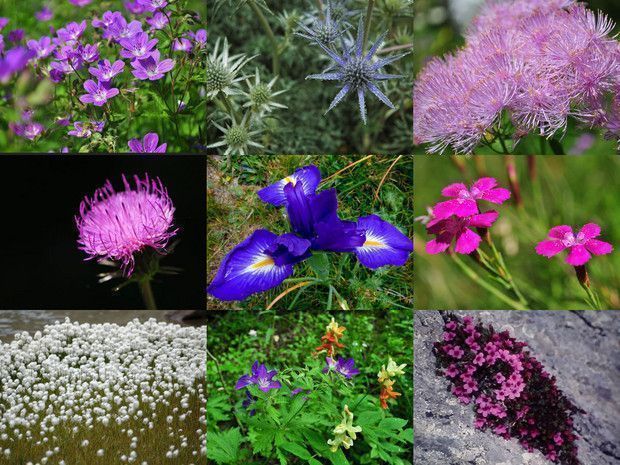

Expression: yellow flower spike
xmin=378 ymin=357 xmax=407 ymax=383
xmin=326 ymin=317 xmax=346 ymax=338
xmin=327 ymin=405 xmax=362 ymax=452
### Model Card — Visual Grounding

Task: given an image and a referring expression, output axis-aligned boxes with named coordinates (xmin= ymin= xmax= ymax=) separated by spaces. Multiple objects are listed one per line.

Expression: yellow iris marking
xmin=284 ymin=176 xmax=296 ymax=185
xmin=364 ymin=240 xmax=384 ymax=247
xmin=250 ymin=257 xmax=275 ymax=269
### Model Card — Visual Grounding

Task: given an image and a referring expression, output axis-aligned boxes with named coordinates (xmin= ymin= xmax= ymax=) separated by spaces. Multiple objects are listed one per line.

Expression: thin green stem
xmin=362 ymin=0 xmax=376 ymax=51
xmin=138 ymin=279 xmax=157 ymax=310
xmin=580 ymin=283 xmax=602 ymax=310
xmin=247 ymin=0 xmax=280 ymax=75
xmin=451 ymin=254 xmax=528 ymax=310
xmin=487 ymin=236 xmax=529 ymax=306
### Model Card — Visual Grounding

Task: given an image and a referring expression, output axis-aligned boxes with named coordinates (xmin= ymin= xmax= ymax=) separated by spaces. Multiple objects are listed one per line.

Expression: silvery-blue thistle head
xmin=306 ymin=17 xmax=407 ymax=124
xmin=296 ymin=0 xmax=349 ymax=47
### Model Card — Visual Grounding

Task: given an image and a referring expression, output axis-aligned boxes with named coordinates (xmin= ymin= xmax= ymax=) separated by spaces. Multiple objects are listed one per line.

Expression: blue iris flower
xmin=207 ymin=165 xmax=413 ymax=301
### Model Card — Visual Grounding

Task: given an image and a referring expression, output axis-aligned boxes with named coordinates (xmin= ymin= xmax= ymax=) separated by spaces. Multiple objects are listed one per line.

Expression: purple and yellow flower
xmin=79 ymin=79 xmax=119 ymax=106
xmin=130 ymin=50 xmax=174 ymax=81
xmin=257 ymin=165 xmax=321 ymax=207
xmin=76 ymin=174 xmax=176 ymax=276
xmin=536 ymin=223 xmax=613 ymax=266
xmin=235 ymin=361 xmax=282 ymax=392
xmin=323 ymin=357 xmax=360 ymax=379
xmin=207 ymin=231 xmax=312 ymax=301
xmin=128 ymin=132 xmax=167 ymax=153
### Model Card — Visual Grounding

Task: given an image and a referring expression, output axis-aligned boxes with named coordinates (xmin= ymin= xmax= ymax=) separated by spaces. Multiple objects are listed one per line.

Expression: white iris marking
xmin=247 ymin=254 xmax=275 ymax=271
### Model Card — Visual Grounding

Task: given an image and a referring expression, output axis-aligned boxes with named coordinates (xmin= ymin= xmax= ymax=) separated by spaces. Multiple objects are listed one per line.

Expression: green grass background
xmin=414 ymin=155 xmax=620 ymax=309
xmin=207 ymin=155 xmax=413 ymax=311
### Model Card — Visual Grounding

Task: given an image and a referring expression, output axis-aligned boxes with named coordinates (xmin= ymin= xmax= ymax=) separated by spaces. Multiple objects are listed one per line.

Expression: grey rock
xmin=414 ymin=310 xmax=620 ymax=465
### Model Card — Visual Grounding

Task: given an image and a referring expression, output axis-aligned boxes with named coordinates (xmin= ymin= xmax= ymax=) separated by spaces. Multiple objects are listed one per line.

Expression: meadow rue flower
xmin=35 ymin=6 xmax=53 ymax=21
xmin=128 ymin=132 xmax=167 ymax=153
xmin=130 ymin=50 xmax=174 ymax=81
xmin=426 ymin=211 xmax=499 ymax=255
xmin=327 ymin=405 xmax=362 ymax=452
xmin=535 ymin=223 xmax=613 ymax=266
xmin=235 ymin=361 xmax=282 ymax=392
xmin=432 ymin=178 xmax=511 ymax=220
xmin=306 ymin=17 xmax=406 ymax=124
xmin=434 ymin=314 xmax=582 ymax=464
xmin=207 ymin=231 xmax=312 ymax=301
xmin=89 ymin=59 xmax=125 ymax=82
xmin=76 ymin=173 xmax=176 ymax=276
xmin=323 ymin=357 xmax=360 ymax=379
xmin=119 ymin=32 xmax=158 ymax=60
xmin=79 ymin=79 xmax=119 ymax=106
xmin=27 ymin=36 xmax=56 ymax=59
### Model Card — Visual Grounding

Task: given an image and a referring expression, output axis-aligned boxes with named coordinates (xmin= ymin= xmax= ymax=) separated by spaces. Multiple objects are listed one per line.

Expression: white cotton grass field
xmin=0 ymin=318 xmax=206 ymax=465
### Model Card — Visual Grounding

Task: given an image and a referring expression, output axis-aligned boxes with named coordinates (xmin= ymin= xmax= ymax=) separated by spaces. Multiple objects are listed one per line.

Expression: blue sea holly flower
xmin=236 ymin=361 xmax=282 ymax=392
xmin=296 ymin=0 xmax=349 ymax=48
xmin=306 ymin=17 xmax=406 ymax=124
xmin=207 ymin=230 xmax=311 ymax=301
xmin=257 ymin=165 xmax=321 ymax=207
xmin=353 ymin=215 xmax=413 ymax=269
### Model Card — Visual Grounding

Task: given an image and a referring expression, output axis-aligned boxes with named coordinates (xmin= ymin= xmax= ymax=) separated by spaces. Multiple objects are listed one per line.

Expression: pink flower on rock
xmin=128 ymin=132 xmax=167 ymax=153
xmin=433 ymin=177 xmax=511 ymax=220
xmin=426 ymin=211 xmax=499 ymax=255
xmin=535 ymin=223 xmax=613 ymax=266
xmin=79 ymin=79 xmax=119 ymax=106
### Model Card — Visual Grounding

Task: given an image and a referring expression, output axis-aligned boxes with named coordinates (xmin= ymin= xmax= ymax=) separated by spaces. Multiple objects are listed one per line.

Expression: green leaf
xmin=207 ymin=427 xmax=245 ymax=464
xmin=378 ymin=417 xmax=408 ymax=431
xmin=279 ymin=442 xmax=313 ymax=460
xmin=306 ymin=253 xmax=329 ymax=280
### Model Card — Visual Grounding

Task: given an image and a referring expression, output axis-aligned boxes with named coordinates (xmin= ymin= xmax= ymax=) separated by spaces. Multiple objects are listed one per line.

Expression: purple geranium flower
xmin=77 ymin=44 xmax=99 ymax=63
xmin=130 ymin=50 xmax=174 ymax=80
xmin=76 ymin=174 xmax=177 ymax=276
xmin=193 ymin=29 xmax=207 ymax=47
xmin=69 ymin=0 xmax=92 ymax=6
xmin=242 ymin=390 xmax=256 ymax=416
xmin=137 ymin=0 xmax=168 ymax=11
xmin=35 ymin=6 xmax=53 ymax=21
xmin=172 ymin=37 xmax=192 ymax=53
xmin=235 ymin=361 xmax=282 ymax=392
xmin=119 ymin=32 xmax=157 ymax=60
xmin=323 ymin=357 xmax=360 ymax=379
xmin=27 ymin=36 xmax=56 ymax=59
xmin=92 ymin=11 xmax=123 ymax=30
xmin=128 ymin=132 xmax=167 ymax=153
xmin=9 ymin=121 xmax=44 ymax=140
xmin=104 ymin=16 xmax=142 ymax=41
xmin=8 ymin=29 xmax=24 ymax=43
xmin=79 ymin=79 xmax=119 ymax=106
xmin=146 ymin=12 xmax=168 ymax=30
xmin=56 ymin=21 xmax=87 ymax=43
xmin=124 ymin=0 xmax=146 ymax=14
xmin=68 ymin=120 xmax=105 ymax=138
xmin=0 ymin=47 xmax=35 ymax=82
xmin=0 ymin=18 xmax=8 ymax=30
xmin=89 ymin=59 xmax=125 ymax=81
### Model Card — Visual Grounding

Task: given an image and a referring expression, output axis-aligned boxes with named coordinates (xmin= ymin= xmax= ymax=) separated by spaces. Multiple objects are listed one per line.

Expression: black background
xmin=0 ymin=155 xmax=205 ymax=309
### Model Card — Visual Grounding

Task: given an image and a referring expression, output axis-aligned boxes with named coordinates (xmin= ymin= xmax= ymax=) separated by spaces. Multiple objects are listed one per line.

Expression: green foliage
xmin=206 ymin=155 xmax=413 ymax=310
xmin=207 ymin=311 xmax=413 ymax=464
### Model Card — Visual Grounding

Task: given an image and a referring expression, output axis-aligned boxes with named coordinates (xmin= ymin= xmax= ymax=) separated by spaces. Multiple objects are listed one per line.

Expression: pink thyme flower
xmin=426 ymin=211 xmax=499 ymax=255
xmin=128 ymin=132 xmax=167 ymax=153
xmin=79 ymin=79 xmax=119 ymax=106
xmin=433 ymin=177 xmax=511 ymax=220
xmin=76 ymin=174 xmax=177 ymax=275
xmin=535 ymin=223 xmax=613 ymax=266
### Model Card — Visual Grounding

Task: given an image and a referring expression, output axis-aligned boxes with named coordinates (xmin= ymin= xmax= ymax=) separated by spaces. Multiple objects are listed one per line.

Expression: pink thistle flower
xmin=128 ymin=132 xmax=167 ymax=153
xmin=425 ymin=211 xmax=499 ymax=255
xmin=535 ymin=223 xmax=613 ymax=266
xmin=433 ymin=178 xmax=511 ymax=220
xmin=76 ymin=174 xmax=177 ymax=276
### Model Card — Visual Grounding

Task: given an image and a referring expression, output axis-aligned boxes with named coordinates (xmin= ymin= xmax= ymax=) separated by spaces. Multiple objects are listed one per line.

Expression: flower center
xmin=562 ymin=232 xmax=585 ymax=247
xmin=94 ymin=90 xmax=107 ymax=103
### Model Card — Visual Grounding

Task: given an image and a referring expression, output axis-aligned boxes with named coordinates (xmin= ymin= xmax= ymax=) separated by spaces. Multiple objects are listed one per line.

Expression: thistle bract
xmin=76 ymin=173 xmax=177 ymax=276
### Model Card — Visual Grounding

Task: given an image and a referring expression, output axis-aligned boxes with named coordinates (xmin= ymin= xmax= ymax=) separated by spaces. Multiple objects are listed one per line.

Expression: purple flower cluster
xmin=322 ymin=356 xmax=360 ymax=379
xmin=434 ymin=315 xmax=582 ymax=465
xmin=414 ymin=0 xmax=620 ymax=153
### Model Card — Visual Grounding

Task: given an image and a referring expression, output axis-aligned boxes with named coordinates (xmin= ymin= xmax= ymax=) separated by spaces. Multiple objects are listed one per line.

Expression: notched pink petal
xmin=481 ymin=188 xmax=511 ymax=204
xmin=579 ymin=223 xmax=601 ymax=240
xmin=426 ymin=238 xmax=450 ymax=255
xmin=454 ymin=199 xmax=479 ymax=217
xmin=585 ymin=239 xmax=613 ymax=256
xmin=472 ymin=177 xmax=497 ymax=192
xmin=432 ymin=200 xmax=460 ymax=220
xmin=535 ymin=240 xmax=566 ymax=257
xmin=441 ymin=182 xmax=467 ymax=198
xmin=468 ymin=211 xmax=499 ymax=228
xmin=548 ymin=225 xmax=572 ymax=239
xmin=565 ymin=245 xmax=591 ymax=266
xmin=455 ymin=228 xmax=481 ymax=254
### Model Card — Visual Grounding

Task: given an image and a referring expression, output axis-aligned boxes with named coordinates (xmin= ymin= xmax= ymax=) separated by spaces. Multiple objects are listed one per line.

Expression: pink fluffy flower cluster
xmin=424 ymin=177 xmax=511 ymax=255
xmin=413 ymin=0 xmax=620 ymax=153
xmin=434 ymin=315 xmax=582 ymax=465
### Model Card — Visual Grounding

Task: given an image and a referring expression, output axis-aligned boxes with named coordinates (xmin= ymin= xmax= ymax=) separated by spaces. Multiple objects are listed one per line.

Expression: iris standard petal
xmin=207 ymin=229 xmax=294 ymax=301
xmin=313 ymin=218 xmax=365 ymax=252
xmin=354 ymin=214 xmax=413 ymax=269
xmin=284 ymin=183 xmax=315 ymax=238
xmin=257 ymin=165 xmax=321 ymax=206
